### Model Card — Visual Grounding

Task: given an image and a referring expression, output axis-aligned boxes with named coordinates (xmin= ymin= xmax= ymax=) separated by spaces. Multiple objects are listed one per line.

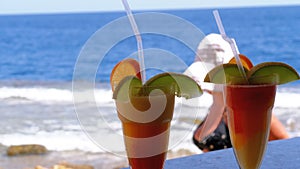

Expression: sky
xmin=0 ymin=0 xmax=300 ymax=15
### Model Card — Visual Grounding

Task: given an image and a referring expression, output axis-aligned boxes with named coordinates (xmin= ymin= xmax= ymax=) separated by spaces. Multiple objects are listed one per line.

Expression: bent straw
xmin=213 ymin=10 xmax=248 ymax=81
xmin=122 ymin=0 xmax=146 ymax=84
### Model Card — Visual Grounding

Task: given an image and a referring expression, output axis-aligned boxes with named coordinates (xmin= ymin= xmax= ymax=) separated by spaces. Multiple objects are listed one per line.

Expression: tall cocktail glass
xmin=115 ymin=86 xmax=175 ymax=169
xmin=225 ymin=82 xmax=276 ymax=169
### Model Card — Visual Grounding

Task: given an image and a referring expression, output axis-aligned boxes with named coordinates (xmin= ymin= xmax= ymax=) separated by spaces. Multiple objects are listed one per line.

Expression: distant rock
xmin=7 ymin=144 xmax=47 ymax=156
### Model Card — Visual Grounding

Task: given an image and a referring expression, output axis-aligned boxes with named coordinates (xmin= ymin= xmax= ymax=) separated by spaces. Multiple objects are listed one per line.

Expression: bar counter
xmin=124 ymin=137 xmax=300 ymax=168
xmin=165 ymin=137 xmax=300 ymax=169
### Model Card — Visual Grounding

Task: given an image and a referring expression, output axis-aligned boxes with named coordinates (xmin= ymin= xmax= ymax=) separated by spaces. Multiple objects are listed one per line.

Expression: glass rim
xmin=224 ymin=83 xmax=277 ymax=88
xmin=225 ymin=73 xmax=279 ymax=86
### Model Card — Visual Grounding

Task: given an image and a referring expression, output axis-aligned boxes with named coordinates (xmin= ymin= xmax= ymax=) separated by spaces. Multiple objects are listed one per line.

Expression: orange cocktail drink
xmin=225 ymin=84 xmax=276 ymax=169
xmin=116 ymin=86 xmax=175 ymax=169
xmin=209 ymin=10 xmax=299 ymax=169
xmin=111 ymin=59 xmax=202 ymax=168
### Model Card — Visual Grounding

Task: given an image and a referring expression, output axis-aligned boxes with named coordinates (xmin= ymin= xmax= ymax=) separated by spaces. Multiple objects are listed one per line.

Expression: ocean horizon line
xmin=0 ymin=4 xmax=299 ymax=17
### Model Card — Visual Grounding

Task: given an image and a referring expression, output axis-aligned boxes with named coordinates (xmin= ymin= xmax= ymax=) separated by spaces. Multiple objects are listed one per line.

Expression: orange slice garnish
xmin=229 ymin=54 xmax=253 ymax=70
xmin=110 ymin=58 xmax=141 ymax=91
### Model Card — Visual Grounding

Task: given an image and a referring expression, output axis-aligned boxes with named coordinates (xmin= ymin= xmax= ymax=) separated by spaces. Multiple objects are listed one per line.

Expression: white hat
xmin=184 ymin=33 xmax=236 ymax=91
xmin=195 ymin=33 xmax=234 ymax=66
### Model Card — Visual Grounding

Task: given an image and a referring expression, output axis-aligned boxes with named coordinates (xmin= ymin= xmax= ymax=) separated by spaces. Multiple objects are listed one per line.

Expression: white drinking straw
xmin=213 ymin=10 xmax=247 ymax=80
xmin=122 ymin=0 xmax=146 ymax=84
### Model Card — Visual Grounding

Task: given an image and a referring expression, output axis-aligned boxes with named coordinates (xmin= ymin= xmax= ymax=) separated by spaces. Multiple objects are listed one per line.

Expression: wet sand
xmin=0 ymin=147 xmax=196 ymax=169
xmin=0 ymin=150 xmax=128 ymax=169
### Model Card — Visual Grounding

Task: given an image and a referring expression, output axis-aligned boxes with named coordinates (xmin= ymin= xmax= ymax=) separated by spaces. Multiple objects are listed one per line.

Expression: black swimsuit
xmin=193 ymin=119 xmax=232 ymax=151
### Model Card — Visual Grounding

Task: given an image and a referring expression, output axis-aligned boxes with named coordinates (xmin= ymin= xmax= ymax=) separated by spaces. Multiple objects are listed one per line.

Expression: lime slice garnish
xmin=113 ymin=72 xmax=203 ymax=100
xmin=204 ymin=64 xmax=249 ymax=84
xmin=205 ymin=61 xmax=300 ymax=85
xmin=145 ymin=72 xmax=203 ymax=99
xmin=248 ymin=62 xmax=300 ymax=85
xmin=113 ymin=76 xmax=142 ymax=101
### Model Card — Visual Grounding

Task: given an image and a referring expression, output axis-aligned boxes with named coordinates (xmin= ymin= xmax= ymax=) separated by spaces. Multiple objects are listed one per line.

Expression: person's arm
xmin=194 ymin=90 xmax=225 ymax=141
xmin=269 ymin=114 xmax=289 ymax=141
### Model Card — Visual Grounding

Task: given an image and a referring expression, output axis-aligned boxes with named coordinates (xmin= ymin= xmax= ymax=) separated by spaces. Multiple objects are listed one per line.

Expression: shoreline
xmin=0 ymin=149 xmax=128 ymax=169
xmin=0 ymin=146 xmax=197 ymax=169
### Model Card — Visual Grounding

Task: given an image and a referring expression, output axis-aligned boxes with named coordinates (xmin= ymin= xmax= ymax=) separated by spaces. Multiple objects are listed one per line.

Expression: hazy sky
xmin=0 ymin=0 xmax=300 ymax=14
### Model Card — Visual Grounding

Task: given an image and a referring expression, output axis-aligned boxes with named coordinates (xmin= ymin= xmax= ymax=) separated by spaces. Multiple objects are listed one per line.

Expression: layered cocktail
xmin=116 ymin=85 xmax=175 ymax=169
xmin=205 ymin=56 xmax=299 ymax=169
xmin=226 ymin=84 xmax=276 ymax=169
xmin=111 ymin=59 xmax=202 ymax=169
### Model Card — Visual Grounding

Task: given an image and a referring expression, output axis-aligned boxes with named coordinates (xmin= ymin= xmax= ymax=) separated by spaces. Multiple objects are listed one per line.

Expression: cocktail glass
xmin=115 ymin=85 xmax=175 ymax=169
xmin=224 ymin=76 xmax=277 ymax=169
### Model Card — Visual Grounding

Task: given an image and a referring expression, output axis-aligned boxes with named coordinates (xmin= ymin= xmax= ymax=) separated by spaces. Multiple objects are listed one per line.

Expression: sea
xmin=1 ymin=5 xmax=300 ymax=168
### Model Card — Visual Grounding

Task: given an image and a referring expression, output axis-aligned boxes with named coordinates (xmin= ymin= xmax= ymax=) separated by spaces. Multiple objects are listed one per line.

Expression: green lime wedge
xmin=144 ymin=72 xmax=203 ymax=99
xmin=248 ymin=62 xmax=300 ymax=85
xmin=204 ymin=64 xmax=249 ymax=84
xmin=113 ymin=76 xmax=142 ymax=101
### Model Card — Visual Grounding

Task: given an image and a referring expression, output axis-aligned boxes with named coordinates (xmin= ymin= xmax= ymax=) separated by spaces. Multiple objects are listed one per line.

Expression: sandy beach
xmin=0 ymin=144 xmax=198 ymax=169
xmin=0 ymin=148 xmax=128 ymax=169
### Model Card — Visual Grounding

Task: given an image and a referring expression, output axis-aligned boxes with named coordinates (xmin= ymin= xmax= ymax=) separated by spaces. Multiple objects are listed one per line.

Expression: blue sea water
xmin=0 ymin=6 xmax=300 ymax=83
xmin=0 ymin=6 xmax=300 ymax=159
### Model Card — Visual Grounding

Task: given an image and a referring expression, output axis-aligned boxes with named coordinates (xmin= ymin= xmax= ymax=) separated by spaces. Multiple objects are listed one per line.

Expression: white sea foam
xmin=1 ymin=85 xmax=300 ymax=154
xmin=0 ymin=86 xmax=113 ymax=104
xmin=275 ymin=91 xmax=300 ymax=108
xmin=0 ymin=87 xmax=73 ymax=102
xmin=1 ymin=86 xmax=300 ymax=108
